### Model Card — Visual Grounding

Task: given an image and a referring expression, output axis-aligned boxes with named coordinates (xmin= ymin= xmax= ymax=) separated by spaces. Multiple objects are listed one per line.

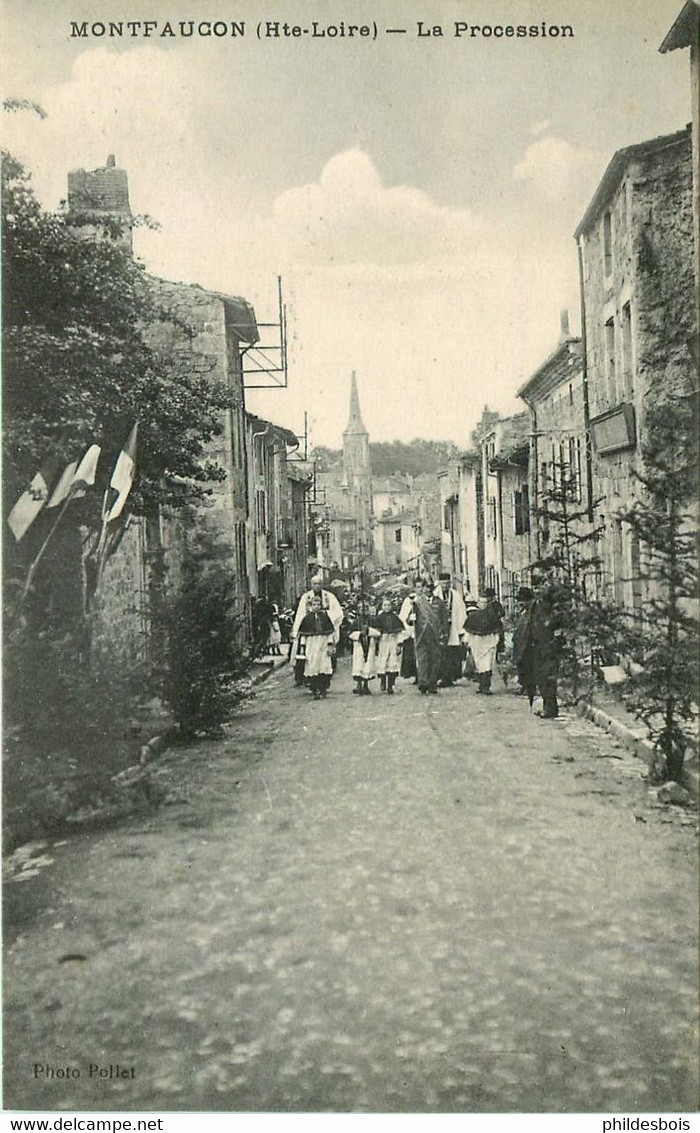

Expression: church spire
xmin=344 ymin=371 xmax=368 ymax=436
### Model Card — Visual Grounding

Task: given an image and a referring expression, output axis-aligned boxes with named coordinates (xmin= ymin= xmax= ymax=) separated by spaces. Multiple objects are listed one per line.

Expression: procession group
xmin=286 ymin=572 xmax=563 ymax=718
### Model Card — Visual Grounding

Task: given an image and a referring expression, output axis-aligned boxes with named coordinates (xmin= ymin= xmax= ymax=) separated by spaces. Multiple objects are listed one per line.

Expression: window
xmin=235 ymin=522 xmax=247 ymax=584
xmin=567 ymin=437 xmax=583 ymax=502
xmin=256 ymin=489 xmax=267 ymax=532
xmin=514 ymin=486 xmax=530 ymax=536
xmin=603 ymin=210 xmax=613 ymax=277
xmin=605 ymin=318 xmax=617 ymax=403
xmin=618 ymin=181 xmax=627 ymax=232
xmin=395 ymin=528 xmax=402 ymax=543
xmin=488 ymin=496 xmax=497 ymax=539
xmin=621 ymin=302 xmax=633 ymax=399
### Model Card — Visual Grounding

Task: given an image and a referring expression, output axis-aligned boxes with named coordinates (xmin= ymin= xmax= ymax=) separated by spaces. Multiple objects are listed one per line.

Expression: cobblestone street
xmin=4 ymin=662 xmax=698 ymax=1113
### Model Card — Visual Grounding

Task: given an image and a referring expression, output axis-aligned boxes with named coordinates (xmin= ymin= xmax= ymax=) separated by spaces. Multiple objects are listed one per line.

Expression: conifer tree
xmin=531 ymin=457 xmax=624 ymax=701
xmin=617 ymin=393 xmax=699 ymax=782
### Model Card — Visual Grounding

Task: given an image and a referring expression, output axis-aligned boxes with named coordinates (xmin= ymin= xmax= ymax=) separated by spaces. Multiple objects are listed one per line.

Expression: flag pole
xmin=21 ymin=494 xmax=74 ymax=602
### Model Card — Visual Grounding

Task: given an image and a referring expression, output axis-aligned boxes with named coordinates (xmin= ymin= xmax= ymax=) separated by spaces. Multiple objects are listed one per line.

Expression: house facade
xmin=574 ymin=125 xmax=697 ymax=612
xmin=518 ymin=319 xmax=586 ymax=569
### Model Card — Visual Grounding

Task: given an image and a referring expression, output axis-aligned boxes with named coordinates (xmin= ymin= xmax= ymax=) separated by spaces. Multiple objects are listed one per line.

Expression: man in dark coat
xmin=512 ymin=586 xmax=537 ymax=703
xmin=413 ymin=578 xmax=449 ymax=694
xmin=513 ymin=582 xmax=563 ymax=718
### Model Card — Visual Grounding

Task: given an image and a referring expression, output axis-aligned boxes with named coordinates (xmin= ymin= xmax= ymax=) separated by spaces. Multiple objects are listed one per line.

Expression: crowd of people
xmin=277 ymin=572 xmax=563 ymax=717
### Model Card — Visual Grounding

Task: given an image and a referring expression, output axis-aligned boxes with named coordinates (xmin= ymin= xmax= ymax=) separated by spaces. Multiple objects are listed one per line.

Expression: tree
xmin=531 ymin=458 xmax=623 ymax=701
xmin=161 ymin=528 xmax=252 ymax=737
xmin=2 ymin=149 xmax=247 ymax=762
xmin=2 ymin=149 xmax=231 ymax=536
xmin=617 ymin=393 xmax=699 ymax=782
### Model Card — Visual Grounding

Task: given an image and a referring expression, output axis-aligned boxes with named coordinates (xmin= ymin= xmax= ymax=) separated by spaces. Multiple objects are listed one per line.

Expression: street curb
xmin=139 ymin=654 xmax=289 ymax=766
xmin=577 ymin=700 xmax=699 ymax=802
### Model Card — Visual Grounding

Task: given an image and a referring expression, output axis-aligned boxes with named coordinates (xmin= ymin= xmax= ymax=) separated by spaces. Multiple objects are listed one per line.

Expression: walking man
xmin=290 ymin=574 xmax=344 ymax=686
xmin=413 ymin=578 xmax=449 ymax=695
xmin=435 ymin=572 xmax=468 ymax=686
xmin=463 ymin=594 xmax=503 ymax=696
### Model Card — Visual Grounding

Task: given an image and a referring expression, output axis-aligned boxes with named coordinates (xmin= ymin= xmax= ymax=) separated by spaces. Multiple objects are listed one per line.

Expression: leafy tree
xmin=2 ymin=148 xmax=250 ymax=763
xmin=311 ymin=439 xmax=458 ymax=478
xmin=2 ymin=149 xmax=230 ymax=534
xmin=618 ymin=393 xmax=699 ymax=782
xmin=161 ymin=528 xmax=252 ymax=737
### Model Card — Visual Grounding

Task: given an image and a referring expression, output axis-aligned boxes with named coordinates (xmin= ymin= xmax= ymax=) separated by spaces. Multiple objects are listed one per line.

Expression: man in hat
xmin=290 ymin=574 xmax=344 ymax=686
xmin=413 ymin=577 xmax=449 ymax=694
xmin=434 ymin=572 xmax=468 ymax=686
xmin=512 ymin=586 xmax=537 ymax=702
xmin=512 ymin=582 xmax=563 ymax=717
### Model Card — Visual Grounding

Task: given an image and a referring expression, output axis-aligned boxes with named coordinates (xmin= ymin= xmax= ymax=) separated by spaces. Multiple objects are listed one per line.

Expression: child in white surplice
xmin=296 ymin=595 xmax=336 ymax=700
xmin=376 ymin=596 xmax=405 ymax=694
xmin=348 ymin=599 xmax=381 ymax=696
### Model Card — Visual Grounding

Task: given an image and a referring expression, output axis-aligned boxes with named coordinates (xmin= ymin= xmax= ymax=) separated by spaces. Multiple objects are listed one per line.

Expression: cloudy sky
xmin=1 ymin=0 xmax=692 ymax=448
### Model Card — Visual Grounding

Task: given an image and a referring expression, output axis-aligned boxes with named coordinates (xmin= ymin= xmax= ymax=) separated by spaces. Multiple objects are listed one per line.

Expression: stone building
xmin=660 ymin=2 xmax=700 ymax=319
xmin=455 ymin=451 xmax=483 ymax=596
xmin=518 ymin=315 xmax=586 ymax=565
xmin=574 ymin=124 xmax=697 ymax=612
xmin=245 ymin=413 xmax=311 ymax=608
xmin=437 ymin=462 xmax=460 ymax=578
xmin=315 ymin=373 xmax=375 ymax=580
xmin=62 ymin=156 xmax=292 ymax=662
xmin=66 ymin=154 xmax=133 ymax=250
xmin=474 ymin=411 xmax=532 ymax=608
xmin=373 ymin=509 xmax=423 ymax=572
xmin=372 ymin=474 xmax=413 ymax=522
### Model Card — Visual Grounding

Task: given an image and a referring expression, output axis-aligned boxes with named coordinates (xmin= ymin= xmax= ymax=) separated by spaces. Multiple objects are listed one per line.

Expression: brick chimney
xmin=67 ymin=155 xmax=133 ymax=250
xmin=559 ymin=308 xmax=570 ymax=340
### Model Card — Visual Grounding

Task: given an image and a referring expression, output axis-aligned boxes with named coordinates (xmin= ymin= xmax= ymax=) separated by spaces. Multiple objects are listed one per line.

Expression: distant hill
xmin=312 ymin=439 xmax=459 ymax=478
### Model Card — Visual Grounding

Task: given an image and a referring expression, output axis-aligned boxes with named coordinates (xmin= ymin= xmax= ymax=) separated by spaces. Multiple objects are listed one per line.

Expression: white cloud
xmin=1 ymin=48 xmax=198 ymax=210
xmin=530 ymin=118 xmax=551 ymax=136
xmin=268 ymin=148 xmax=485 ymax=266
xmin=2 ymin=47 xmax=581 ymax=448
xmin=513 ymin=135 xmax=600 ymax=202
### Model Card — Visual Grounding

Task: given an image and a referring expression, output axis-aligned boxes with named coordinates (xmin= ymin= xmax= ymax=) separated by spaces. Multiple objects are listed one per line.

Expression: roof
xmin=219 ymin=293 xmax=259 ymax=345
xmin=490 ymin=442 xmax=529 ymax=471
xmin=344 ymin=371 xmax=368 ymax=435
xmin=152 ymin=277 xmax=260 ymax=345
xmin=659 ymin=1 xmax=699 ymax=51
xmin=373 ymin=475 xmax=412 ymax=493
xmin=246 ymin=412 xmax=298 ymax=447
xmin=375 ymin=509 xmax=419 ymax=526
xmin=458 ymin=449 xmax=480 ymax=466
xmin=518 ymin=337 xmax=583 ymax=402
xmin=489 ymin=413 xmax=531 ymax=467
xmin=574 ymin=126 xmax=691 ymax=239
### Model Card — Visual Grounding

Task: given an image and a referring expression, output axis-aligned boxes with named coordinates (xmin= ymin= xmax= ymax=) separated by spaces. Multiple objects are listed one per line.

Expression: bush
xmin=2 ymin=602 xmax=148 ymax=848
xmin=161 ymin=529 xmax=252 ymax=737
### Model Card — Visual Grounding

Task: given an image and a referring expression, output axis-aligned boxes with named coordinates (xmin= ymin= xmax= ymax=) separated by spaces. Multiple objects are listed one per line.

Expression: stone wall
xmin=88 ymin=518 xmax=150 ymax=687
xmin=581 ymin=128 xmax=696 ymax=610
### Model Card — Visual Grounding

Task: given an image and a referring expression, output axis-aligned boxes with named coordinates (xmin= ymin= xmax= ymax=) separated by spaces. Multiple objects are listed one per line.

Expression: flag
xmin=45 ymin=461 xmax=78 ymax=508
xmin=70 ymin=444 xmax=101 ymax=499
xmin=7 ymin=455 xmax=62 ymax=541
xmin=44 ymin=444 xmax=101 ymax=510
xmin=103 ymin=425 xmax=138 ymax=522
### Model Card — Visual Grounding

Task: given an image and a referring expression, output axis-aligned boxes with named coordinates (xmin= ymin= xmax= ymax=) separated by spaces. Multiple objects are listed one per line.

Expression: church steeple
xmin=344 ymin=371 xmax=368 ymax=436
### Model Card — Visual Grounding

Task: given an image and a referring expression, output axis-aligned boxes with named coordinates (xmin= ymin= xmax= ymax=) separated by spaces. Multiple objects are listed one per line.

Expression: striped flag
xmin=69 ymin=444 xmax=101 ymax=499
xmin=6 ymin=456 xmax=62 ymax=541
xmin=45 ymin=460 xmax=79 ymax=509
xmin=102 ymin=425 xmax=138 ymax=522
xmin=43 ymin=443 xmax=102 ymax=510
